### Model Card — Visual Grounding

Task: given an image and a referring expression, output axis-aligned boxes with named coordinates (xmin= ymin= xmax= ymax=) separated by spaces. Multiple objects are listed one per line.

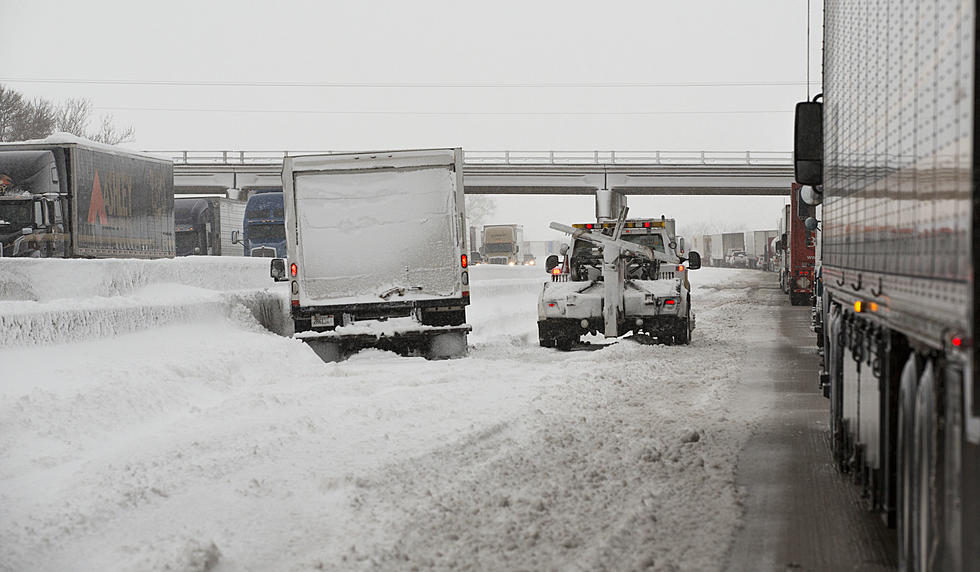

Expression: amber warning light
xmin=551 ymin=267 xmax=561 ymax=275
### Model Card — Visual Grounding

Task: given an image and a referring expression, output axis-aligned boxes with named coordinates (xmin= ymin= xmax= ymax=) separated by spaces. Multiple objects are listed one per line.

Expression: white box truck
xmin=271 ymin=148 xmax=471 ymax=361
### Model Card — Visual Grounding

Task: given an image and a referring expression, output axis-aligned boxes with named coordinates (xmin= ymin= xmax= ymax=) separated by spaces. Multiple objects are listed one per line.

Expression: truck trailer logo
xmin=87 ymin=170 xmax=108 ymax=224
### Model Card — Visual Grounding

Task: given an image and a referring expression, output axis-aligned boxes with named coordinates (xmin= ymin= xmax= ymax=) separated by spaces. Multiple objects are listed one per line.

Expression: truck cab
xmin=539 ymin=218 xmax=700 ymax=349
xmin=238 ymin=191 xmax=285 ymax=257
xmin=0 ymin=150 xmax=69 ymax=258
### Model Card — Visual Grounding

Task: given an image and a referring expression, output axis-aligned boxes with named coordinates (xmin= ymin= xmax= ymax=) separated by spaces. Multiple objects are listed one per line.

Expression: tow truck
xmin=538 ymin=212 xmax=701 ymax=350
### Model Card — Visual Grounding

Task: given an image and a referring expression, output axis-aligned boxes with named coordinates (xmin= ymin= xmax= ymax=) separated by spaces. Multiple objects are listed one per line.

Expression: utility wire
xmin=94 ymin=106 xmax=794 ymax=116
xmin=4 ymin=77 xmax=809 ymax=89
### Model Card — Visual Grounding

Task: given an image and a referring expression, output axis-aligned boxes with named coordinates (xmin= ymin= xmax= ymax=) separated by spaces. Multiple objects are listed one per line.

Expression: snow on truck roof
xmin=0 ymin=132 xmax=172 ymax=163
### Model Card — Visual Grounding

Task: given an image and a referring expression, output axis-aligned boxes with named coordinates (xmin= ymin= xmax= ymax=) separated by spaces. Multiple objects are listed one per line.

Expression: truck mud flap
xmin=298 ymin=325 xmax=471 ymax=362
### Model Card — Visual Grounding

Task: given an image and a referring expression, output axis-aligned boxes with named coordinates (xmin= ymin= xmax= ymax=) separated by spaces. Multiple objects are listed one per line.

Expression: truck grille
xmin=250 ymin=246 xmax=277 ymax=257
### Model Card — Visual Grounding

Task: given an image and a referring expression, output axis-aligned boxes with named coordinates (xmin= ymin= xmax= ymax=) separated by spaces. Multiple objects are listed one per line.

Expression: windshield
xmin=0 ymin=201 xmax=33 ymax=227
xmin=247 ymin=223 xmax=285 ymax=243
xmin=484 ymin=242 xmax=514 ymax=253
xmin=175 ymin=230 xmax=201 ymax=255
xmin=622 ymin=233 xmax=666 ymax=253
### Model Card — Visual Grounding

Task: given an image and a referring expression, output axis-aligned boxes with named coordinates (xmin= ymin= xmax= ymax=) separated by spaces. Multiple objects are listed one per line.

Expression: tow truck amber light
xmin=290 ymin=263 xmax=298 ymax=277
xmin=461 ymin=254 xmax=468 ymax=268
xmin=869 ymin=302 xmax=879 ymax=312
xmin=551 ymin=267 xmax=561 ymax=275
xmin=677 ymin=265 xmax=685 ymax=272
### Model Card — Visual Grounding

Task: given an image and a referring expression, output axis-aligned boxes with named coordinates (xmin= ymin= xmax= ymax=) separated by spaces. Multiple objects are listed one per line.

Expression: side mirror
xmin=794 ymin=99 xmax=823 ymax=186
xmin=686 ymin=251 xmax=702 ymax=270
xmin=231 ymin=230 xmax=241 ymax=244
xmin=545 ymin=254 xmax=560 ymax=272
xmin=270 ymin=258 xmax=288 ymax=282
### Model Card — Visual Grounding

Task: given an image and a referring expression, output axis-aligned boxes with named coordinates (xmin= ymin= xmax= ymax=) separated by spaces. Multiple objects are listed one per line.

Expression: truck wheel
xmin=897 ymin=354 xmax=920 ymax=571
xmin=910 ymin=361 xmax=942 ymax=572
xmin=427 ymin=331 xmax=468 ymax=360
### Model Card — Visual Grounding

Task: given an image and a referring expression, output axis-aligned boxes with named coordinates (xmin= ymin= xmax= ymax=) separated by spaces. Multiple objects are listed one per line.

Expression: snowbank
xmin=0 ymin=258 xmax=289 ymax=347
xmin=0 ymin=263 xmax=781 ymax=571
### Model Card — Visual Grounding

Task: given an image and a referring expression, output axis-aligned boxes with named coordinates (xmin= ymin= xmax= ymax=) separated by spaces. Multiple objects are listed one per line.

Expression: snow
xmin=1 ymin=132 xmax=171 ymax=162
xmin=0 ymin=260 xmax=774 ymax=571
xmin=291 ymin=162 xmax=461 ymax=304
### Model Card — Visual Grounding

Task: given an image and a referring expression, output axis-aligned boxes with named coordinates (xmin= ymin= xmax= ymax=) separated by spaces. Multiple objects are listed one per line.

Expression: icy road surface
xmin=1 ymin=264 xmax=775 ymax=571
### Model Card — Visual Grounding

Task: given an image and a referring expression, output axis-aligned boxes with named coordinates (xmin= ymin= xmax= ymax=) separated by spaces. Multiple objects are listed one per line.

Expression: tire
xmin=910 ymin=362 xmax=941 ymax=572
xmin=897 ymin=354 xmax=920 ymax=571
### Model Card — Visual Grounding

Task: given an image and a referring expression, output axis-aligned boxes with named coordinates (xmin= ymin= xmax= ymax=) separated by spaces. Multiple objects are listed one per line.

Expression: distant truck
xmin=482 ymin=224 xmax=524 ymax=265
xmin=271 ymin=148 xmax=471 ymax=361
xmin=0 ymin=137 xmax=174 ymax=259
xmin=743 ymin=229 xmax=777 ymax=269
xmin=236 ymin=191 xmax=285 ymax=257
xmin=776 ymin=186 xmax=815 ymax=306
xmin=174 ymin=196 xmax=246 ymax=256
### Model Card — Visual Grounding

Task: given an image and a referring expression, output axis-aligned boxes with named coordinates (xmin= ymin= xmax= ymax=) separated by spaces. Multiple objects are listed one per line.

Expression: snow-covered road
xmin=1 ymin=263 xmax=777 ymax=571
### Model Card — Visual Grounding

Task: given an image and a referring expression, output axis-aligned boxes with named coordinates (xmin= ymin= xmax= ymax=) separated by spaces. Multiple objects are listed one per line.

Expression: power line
xmin=94 ymin=106 xmax=794 ymax=116
xmin=3 ymin=77 xmax=809 ymax=89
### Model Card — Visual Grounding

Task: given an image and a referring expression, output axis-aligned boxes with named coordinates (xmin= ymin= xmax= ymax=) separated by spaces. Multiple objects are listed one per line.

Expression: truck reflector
xmin=854 ymin=301 xmax=863 ymax=313
xmin=290 ymin=263 xmax=298 ymax=277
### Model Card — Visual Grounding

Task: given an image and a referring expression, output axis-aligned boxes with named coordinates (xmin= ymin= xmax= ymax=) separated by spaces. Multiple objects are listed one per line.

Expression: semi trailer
xmin=795 ymin=1 xmax=979 ymax=569
xmin=0 ymin=136 xmax=174 ymax=258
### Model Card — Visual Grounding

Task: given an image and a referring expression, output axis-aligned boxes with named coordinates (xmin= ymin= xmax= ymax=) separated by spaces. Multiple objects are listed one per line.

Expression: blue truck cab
xmin=237 ymin=191 xmax=285 ymax=257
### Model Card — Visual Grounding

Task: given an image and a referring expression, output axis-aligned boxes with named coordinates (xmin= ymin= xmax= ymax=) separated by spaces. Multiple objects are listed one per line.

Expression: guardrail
xmin=153 ymin=150 xmax=793 ymax=166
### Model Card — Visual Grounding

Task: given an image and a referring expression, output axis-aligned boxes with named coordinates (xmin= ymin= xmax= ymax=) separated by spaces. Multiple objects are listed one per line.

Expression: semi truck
xmin=236 ymin=191 xmax=285 ymax=257
xmin=482 ymin=224 xmax=524 ymax=265
xmin=794 ymin=1 xmax=979 ymax=569
xmin=271 ymin=148 xmax=470 ymax=361
xmin=0 ymin=137 xmax=174 ymax=258
xmin=174 ymin=195 xmax=246 ymax=256
xmin=743 ymin=229 xmax=777 ymax=270
xmin=776 ymin=184 xmax=816 ymax=306
xmin=539 ymin=215 xmax=701 ymax=349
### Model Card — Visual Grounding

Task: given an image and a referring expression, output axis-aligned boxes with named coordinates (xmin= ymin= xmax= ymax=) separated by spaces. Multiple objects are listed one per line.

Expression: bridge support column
xmin=595 ymin=188 xmax=627 ymax=222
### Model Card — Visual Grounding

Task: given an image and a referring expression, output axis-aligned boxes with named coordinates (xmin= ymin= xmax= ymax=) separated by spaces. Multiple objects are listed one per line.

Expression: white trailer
xmin=272 ymin=148 xmax=471 ymax=361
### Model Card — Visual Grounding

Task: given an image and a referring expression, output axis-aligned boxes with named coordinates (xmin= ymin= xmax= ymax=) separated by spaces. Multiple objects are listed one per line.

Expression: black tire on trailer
xmin=897 ymin=353 xmax=920 ymax=572
xmin=910 ymin=361 xmax=942 ymax=571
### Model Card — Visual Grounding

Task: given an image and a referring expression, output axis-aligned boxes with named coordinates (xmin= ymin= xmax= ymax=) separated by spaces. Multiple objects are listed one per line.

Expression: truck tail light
xmin=461 ymin=254 xmax=468 ymax=268
xmin=290 ymin=263 xmax=297 ymax=277
xmin=552 ymin=267 xmax=562 ymax=275
xmin=677 ymin=265 xmax=685 ymax=272
xmin=664 ymin=299 xmax=676 ymax=305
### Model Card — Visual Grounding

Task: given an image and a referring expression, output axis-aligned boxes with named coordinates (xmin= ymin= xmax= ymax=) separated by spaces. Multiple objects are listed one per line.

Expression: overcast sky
xmin=0 ymin=0 xmax=822 ymax=241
